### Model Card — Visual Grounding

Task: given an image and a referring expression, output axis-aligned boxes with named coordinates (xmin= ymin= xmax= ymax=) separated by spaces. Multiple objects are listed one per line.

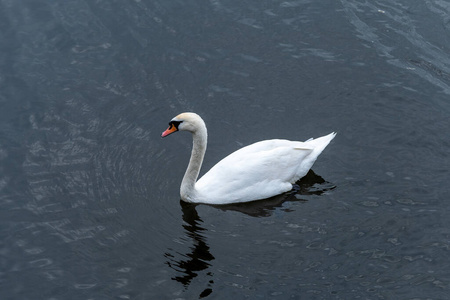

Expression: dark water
xmin=1 ymin=0 xmax=450 ymax=299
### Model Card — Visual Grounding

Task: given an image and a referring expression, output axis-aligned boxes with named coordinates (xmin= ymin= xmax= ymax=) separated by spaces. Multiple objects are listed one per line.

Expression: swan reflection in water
xmin=164 ymin=170 xmax=334 ymax=298
xmin=164 ymin=201 xmax=215 ymax=298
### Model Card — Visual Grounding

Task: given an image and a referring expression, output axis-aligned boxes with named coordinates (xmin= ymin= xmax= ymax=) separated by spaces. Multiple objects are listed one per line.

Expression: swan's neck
xmin=180 ymin=126 xmax=207 ymax=201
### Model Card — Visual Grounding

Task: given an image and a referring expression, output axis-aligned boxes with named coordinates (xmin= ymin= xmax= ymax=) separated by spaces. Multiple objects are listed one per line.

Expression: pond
xmin=1 ymin=0 xmax=449 ymax=299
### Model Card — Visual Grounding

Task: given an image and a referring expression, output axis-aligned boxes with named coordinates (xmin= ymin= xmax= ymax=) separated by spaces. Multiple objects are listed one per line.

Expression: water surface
xmin=1 ymin=0 xmax=450 ymax=299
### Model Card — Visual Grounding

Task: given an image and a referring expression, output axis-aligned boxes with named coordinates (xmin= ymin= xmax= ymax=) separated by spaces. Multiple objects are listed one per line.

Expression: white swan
xmin=162 ymin=112 xmax=335 ymax=205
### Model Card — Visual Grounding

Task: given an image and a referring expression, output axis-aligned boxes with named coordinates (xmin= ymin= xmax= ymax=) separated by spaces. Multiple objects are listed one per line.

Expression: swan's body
xmin=162 ymin=112 xmax=335 ymax=205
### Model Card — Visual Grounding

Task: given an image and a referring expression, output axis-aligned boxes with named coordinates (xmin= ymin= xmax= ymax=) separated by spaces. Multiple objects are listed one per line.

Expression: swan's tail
xmin=307 ymin=132 xmax=336 ymax=156
xmin=292 ymin=132 xmax=336 ymax=182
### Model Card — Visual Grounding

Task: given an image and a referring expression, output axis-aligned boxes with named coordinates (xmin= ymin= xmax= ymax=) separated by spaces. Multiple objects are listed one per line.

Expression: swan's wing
xmin=195 ymin=133 xmax=335 ymax=204
xmin=195 ymin=140 xmax=315 ymax=203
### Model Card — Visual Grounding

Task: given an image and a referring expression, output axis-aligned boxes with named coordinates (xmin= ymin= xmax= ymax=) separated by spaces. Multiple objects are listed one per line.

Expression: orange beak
xmin=161 ymin=125 xmax=178 ymax=137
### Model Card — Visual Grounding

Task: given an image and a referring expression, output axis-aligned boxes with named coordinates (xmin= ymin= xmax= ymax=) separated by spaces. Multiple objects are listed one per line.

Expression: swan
xmin=162 ymin=112 xmax=335 ymax=205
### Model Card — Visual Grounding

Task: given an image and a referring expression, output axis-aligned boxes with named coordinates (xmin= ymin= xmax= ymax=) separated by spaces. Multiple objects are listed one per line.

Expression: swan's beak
xmin=161 ymin=125 xmax=177 ymax=137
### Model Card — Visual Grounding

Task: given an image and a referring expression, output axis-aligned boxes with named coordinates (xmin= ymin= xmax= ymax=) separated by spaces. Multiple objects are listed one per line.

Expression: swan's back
xmin=195 ymin=132 xmax=336 ymax=204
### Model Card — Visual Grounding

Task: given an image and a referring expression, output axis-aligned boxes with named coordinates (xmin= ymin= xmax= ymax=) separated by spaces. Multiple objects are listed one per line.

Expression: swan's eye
xmin=169 ymin=120 xmax=182 ymax=130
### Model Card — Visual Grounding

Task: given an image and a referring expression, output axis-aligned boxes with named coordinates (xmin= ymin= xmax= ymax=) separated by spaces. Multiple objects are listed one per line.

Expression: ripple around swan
xmin=7 ymin=98 xmax=184 ymax=298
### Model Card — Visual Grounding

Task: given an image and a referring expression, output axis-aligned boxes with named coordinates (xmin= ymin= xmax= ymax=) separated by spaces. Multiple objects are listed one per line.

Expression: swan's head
xmin=161 ymin=112 xmax=206 ymax=137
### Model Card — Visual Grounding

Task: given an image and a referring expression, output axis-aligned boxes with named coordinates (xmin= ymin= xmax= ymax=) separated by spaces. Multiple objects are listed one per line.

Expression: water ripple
xmin=341 ymin=0 xmax=450 ymax=96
